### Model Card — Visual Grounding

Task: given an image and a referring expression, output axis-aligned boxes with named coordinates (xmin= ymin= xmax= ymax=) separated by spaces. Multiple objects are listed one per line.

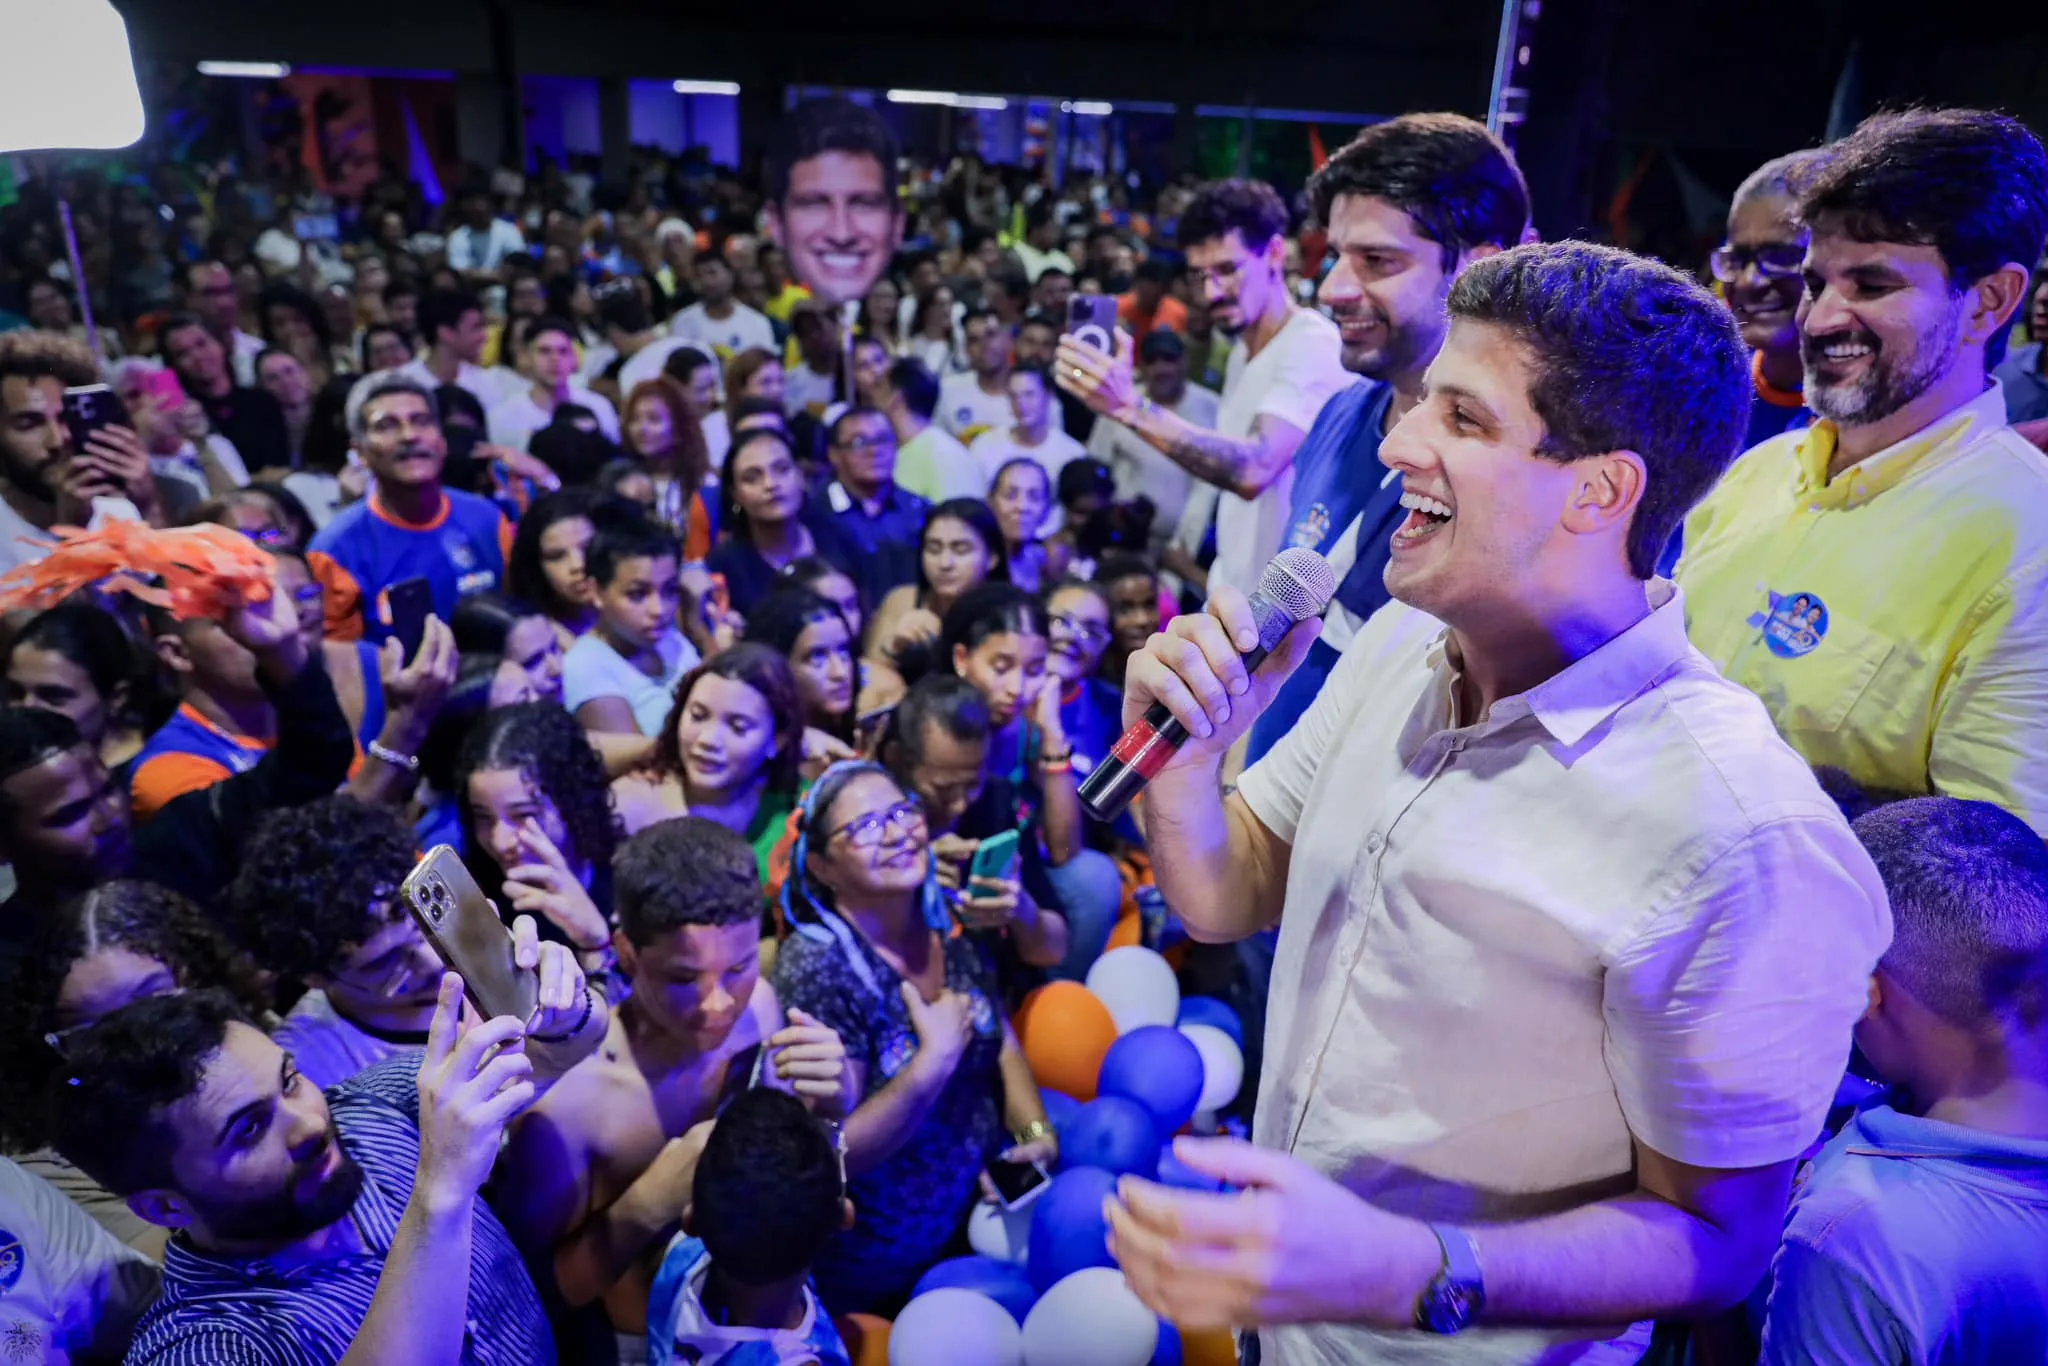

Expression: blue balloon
xmin=1098 ymin=1026 xmax=1205 ymax=1139
xmin=913 ymin=1254 xmax=1038 ymax=1325
xmin=1040 ymin=1088 xmax=1082 ymax=1136
xmin=1027 ymin=1166 xmax=1120 ymax=1293
xmin=1060 ymin=1095 xmax=1160 ymax=1179
xmin=1156 ymin=1142 xmax=1229 ymax=1192
xmin=1176 ymin=996 xmax=1244 ymax=1048
xmin=1151 ymin=1319 xmax=1184 ymax=1366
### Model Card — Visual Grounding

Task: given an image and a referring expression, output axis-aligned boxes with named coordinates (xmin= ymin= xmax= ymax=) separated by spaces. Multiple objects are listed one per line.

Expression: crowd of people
xmin=0 ymin=87 xmax=2043 ymax=1366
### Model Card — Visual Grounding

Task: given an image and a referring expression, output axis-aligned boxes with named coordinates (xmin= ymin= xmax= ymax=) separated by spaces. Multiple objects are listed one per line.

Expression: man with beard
xmin=764 ymin=98 xmax=904 ymax=311
xmin=1678 ymin=108 xmax=2048 ymax=830
xmin=309 ymin=375 xmax=515 ymax=644
xmin=162 ymin=315 xmax=294 ymax=475
xmin=49 ymin=944 xmax=604 ymax=1364
xmin=1058 ymin=179 xmax=1351 ymax=600
xmin=499 ymin=818 xmax=850 ymax=1335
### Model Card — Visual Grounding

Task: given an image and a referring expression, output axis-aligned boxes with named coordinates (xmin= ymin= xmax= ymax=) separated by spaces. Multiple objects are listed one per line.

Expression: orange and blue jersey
xmin=307 ymin=489 xmax=515 ymax=644
xmin=130 ymin=703 xmax=269 ymax=821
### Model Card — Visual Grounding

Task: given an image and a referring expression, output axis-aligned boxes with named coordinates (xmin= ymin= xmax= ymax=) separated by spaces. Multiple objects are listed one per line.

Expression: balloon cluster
xmin=880 ymin=946 xmax=1247 ymax=1366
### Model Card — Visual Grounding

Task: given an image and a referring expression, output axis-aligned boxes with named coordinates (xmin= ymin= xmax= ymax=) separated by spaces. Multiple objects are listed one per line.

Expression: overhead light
xmin=887 ymin=88 xmax=1006 ymax=111
xmin=198 ymin=60 xmax=290 ymax=78
xmin=0 ymin=0 xmax=145 ymax=153
xmin=672 ymin=79 xmax=739 ymax=96
xmin=1068 ymin=100 xmax=1114 ymax=117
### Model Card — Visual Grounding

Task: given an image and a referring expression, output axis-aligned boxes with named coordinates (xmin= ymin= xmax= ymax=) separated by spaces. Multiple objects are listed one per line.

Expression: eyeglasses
xmin=835 ymin=434 xmax=897 ymax=453
xmin=1708 ymin=241 xmax=1808 ymax=284
xmin=829 ymin=796 xmax=926 ymax=848
xmin=1049 ymin=613 xmax=1110 ymax=646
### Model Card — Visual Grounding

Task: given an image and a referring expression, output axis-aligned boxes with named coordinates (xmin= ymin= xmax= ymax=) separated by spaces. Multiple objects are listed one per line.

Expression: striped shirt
xmin=124 ymin=1056 xmax=554 ymax=1365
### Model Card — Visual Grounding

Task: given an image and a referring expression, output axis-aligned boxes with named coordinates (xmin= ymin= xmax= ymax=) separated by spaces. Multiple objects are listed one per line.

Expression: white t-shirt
xmin=486 ymin=387 xmax=622 ymax=452
xmin=446 ymin=219 xmax=528 ymax=274
xmin=937 ymin=371 xmax=1016 ymax=444
xmin=0 ymin=1156 xmax=160 ymax=1362
xmin=1087 ymin=380 xmax=1221 ymax=547
xmin=970 ymin=425 xmax=1087 ymax=491
xmin=0 ymin=494 xmax=140 ymax=577
xmin=1209 ymin=308 xmax=1351 ymax=599
xmin=783 ymin=359 xmax=839 ymax=419
xmin=230 ymin=329 xmax=265 ymax=389
xmin=562 ymin=630 xmax=701 ymax=737
xmin=617 ymin=335 xmax=698 ymax=398
xmin=702 ymin=410 xmax=732 ymax=471
xmin=274 ymin=988 xmax=423 ymax=1090
xmin=1236 ymin=586 xmax=1890 ymax=1365
xmin=895 ymin=423 xmax=983 ymax=503
xmin=669 ymin=302 xmax=777 ymax=364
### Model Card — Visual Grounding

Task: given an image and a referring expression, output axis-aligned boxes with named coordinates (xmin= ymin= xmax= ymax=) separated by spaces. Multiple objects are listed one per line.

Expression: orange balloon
xmin=836 ymin=1312 xmax=892 ymax=1366
xmin=1176 ymin=1325 xmax=1241 ymax=1366
xmin=1014 ymin=980 xmax=1119 ymax=1101
xmin=1106 ymin=911 xmax=1143 ymax=951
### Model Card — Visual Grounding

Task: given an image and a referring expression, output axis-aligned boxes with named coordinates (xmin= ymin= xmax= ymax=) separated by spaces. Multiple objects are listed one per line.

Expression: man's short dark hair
xmin=884 ymin=673 xmax=991 ymax=776
xmin=1445 ymin=241 xmax=1748 ymax=579
xmin=1024 ymin=201 xmax=1057 ymax=234
xmin=1134 ymin=258 xmax=1176 ymax=287
xmin=615 ymin=816 xmax=763 ymax=947
xmin=0 ymin=707 xmax=83 ymax=812
xmin=829 ymin=405 xmax=889 ymax=447
xmin=1018 ymin=313 xmax=1059 ymax=338
xmin=1179 ymin=180 xmax=1289 ymax=254
xmin=1138 ymin=329 xmax=1186 ymax=364
xmin=1036 ymin=266 xmax=1072 ymax=286
xmin=227 ymin=798 xmax=419 ymax=982
xmin=1799 ymin=108 xmax=2048 ymax=367
xmin=351 ymin=373 xmax=438 ymax=440
xmin=1094 ymin=553 xmax=1159 ymax=589
xmin=961 ymin=306 xmax=1002 ymax=332
xmin=586 ymin=517 xmax=681 ymax=587
xmin=886 ymin=357 xmax=940 ymax=420
xmin=662 ymin=345 xmax=717 ymax=387
xmin=989 ymin=272 xmax=1031 ymax=307
xmin=50 ymin=989 xmax=249 ymax=1195
xmin=1307 ymin=113 xmax=1529 ymax=274
xmin=692 ymin=1088 xmax=843 ymax=1284
xmin=525 ymin=315 xmax=578 ymax=349
xmin=1853 ymin=797 xmax=2048 ymax=1028
xmin=1009 ymin=360 xmax=1050 ymax=391
xmin=765 ymin=98 xmax=901 ymax=208
xmin=419 ymin=289 xmax=482 ymax=346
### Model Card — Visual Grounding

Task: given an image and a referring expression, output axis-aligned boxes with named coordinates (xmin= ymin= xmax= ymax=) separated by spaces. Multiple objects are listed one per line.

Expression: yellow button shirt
xmin=1677 ymin=382 xmax=2048 ymax=830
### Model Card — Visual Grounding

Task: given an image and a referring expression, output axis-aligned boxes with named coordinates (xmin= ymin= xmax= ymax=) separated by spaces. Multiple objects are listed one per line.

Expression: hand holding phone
xmin=384 ymin=576 xmax=435 ymax=664
xmin=400 ymin=846 xmax=539 ymax=1025
xmin=984 ymin=1155 xmax=1052 ymax=1211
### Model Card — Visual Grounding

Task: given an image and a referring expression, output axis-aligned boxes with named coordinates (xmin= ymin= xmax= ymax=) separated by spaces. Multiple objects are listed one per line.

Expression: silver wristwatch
xmin=1414 ymin=1222 xmax=1485 ymax=1334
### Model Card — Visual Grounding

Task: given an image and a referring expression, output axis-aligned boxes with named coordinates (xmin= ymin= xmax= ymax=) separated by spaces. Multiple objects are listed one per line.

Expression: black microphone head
xmin=1259 ymin=547 xmax=1337 ymax=622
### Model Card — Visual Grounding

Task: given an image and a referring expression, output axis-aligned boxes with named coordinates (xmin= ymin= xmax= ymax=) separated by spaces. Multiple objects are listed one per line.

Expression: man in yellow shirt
xmin=1679 ymin=109 xmax=2048 ymax=829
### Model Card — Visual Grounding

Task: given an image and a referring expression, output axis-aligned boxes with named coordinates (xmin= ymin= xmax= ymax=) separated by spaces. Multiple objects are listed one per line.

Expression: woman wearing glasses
xmin=772 ymin=760 xmax=1057 ymax=1316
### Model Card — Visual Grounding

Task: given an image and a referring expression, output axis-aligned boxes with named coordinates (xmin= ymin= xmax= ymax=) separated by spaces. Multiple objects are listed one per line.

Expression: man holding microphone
xmin=1097 ymin=241 xmax=1891 ymax=1363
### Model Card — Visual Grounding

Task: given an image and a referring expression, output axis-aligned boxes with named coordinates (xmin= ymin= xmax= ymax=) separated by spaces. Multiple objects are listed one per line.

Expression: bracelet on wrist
xmin=530 ymin=985 xmax=595 ymax=1043
xmin=1039 ymin=758 xmax=1074 ymax=776
xmin=367 ymin=739 xmax=419 ymax=772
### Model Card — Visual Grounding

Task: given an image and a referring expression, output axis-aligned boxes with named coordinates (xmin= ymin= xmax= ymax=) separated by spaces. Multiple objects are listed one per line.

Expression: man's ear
xmin=612 ymin=928 xmax=637 ymax=978
xmin=153 ymin=631 xmax=192 ymax=677
xmin=1559 ymin=450 xmax=1647 ymax=542
xmin=128 ymin=1188 xmax=195 ymax=1232
xmin=1455 ymin=243 xmax=1506 ymax=278
xmin=1966 ymin=262 xmax=2030 ymax=348
xmin=839 ymin=1196 xmax=857 ymax=1231
xmin=1864 ymin=970 xmax=1886 ymax=1022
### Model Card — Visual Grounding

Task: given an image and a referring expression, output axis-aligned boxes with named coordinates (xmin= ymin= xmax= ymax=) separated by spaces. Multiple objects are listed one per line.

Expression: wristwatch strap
xmin=1414 ymin=1222 xmax=1485 ymax=1334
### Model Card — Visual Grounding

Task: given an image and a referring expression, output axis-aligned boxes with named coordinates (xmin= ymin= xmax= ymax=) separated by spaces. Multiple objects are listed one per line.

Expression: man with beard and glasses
xmin=1058 ymin=179 xmax=1351 ymax=601
xmin=1236 ymin=114 xmax=1529 ymax=762
xmin=1678 ymin=108 xmax=2048 ymax=831
xmin=49 ymin=947 xmax=605 ymax=1365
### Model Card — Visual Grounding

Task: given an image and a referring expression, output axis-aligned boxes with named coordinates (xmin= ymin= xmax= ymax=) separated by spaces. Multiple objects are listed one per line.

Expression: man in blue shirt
xmin=809 ymin=406 xmax=929 ymax=607
xmin=1761 ymin=795 xmax=2048 ymax=1365
xmin=47 ymin=941 xmax=607 ymax=1365
xmin=1245 ymin=113 xmax=1530 ymax=762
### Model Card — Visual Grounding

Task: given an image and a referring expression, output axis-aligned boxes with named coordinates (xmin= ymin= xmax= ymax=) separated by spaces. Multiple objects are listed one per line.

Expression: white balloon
xmin=967 ymin=1198 xmax=1033 ymax=1266
xmin=891 ymin=1288 xmax=1024 ymax=1366
xmin=1085 ymin=946 xmax=1180 ymax=1035
xmin=1180 ymin=1023 xmax=1243 ymax=1114
xmin=1022 ymin=1267 xmax=1158 ymax=1366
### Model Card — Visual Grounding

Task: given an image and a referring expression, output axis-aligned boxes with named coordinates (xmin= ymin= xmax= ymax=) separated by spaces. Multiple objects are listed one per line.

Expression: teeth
xmin=1399 ymin=491 xmax=1454 ymax=519
xmin=1822 ymin=343 xmax=1873 ymax=360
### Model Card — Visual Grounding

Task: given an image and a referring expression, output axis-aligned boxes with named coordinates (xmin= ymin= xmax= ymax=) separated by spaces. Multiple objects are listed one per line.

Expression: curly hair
xmin=0 ymin=328 xmax=98 ymax=390
xmin=1178 ymin=179 xmax=1289 ymax=254
xmin=456 ymin=702 xmax=618 ymax=894
xmin=615 ymin=816 xmax=763 ymax=947
xmin=225 ymin=797 xmax=420 ymax=983
xmin=0 ymin=880 xmax=267 ymax=1153
xmin=652 ymin=643 xmax=804 ymax=798
xmin=622 ymin=376 xmax=710 ymax=494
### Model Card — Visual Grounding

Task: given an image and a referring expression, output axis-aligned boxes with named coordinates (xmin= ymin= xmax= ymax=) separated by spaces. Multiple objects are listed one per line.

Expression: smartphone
xmin=1065 ymin=295 xmax=1119 ymax=353
xmin=61 ymin=384 xmax=131 ymax=457
xmin=399 ymin=845 xmax=538 ymax=1024
xmin=707 ymin=572 xmax=732 ymax=619
xmin=138 ymin=369 xmax=185 ymax=409
xmin=986 ymin=1156 xmax=1052 ymax=1211
xmin=968 ymin=828 xmax=1022 ymax=884
xmin=384 ymin=576 xmax=435 ymax=663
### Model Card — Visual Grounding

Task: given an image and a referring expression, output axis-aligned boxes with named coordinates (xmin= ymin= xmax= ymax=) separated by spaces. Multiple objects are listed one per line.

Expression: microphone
xmin=1079 ymin=547 xmax=1336 ymax=823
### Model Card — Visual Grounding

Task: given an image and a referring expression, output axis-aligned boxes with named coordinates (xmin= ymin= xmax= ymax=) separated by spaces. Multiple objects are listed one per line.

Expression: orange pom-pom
xmin=1014 ymin=981 xmax=1119 ymax=1101
xmin=835 ymin=1312 xmax=892 ymax=1366
xmin=1176 ymin=1325 xmax=1242 ymax=1366
xmin=0 ymin=521 xmax=275 ymax=620
xmin=1106 ymin=912 xmax=1143 ymax=952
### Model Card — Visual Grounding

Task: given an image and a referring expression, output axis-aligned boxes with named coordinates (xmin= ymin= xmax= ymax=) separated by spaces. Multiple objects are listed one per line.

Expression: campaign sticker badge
xmin=0 ymin=1228 xmax=23 ymax=1294
xmin=1288 ymin=501 xmax=1332 ymax=550
xmin=1749 ymin=589 xmax=1829 ymax=659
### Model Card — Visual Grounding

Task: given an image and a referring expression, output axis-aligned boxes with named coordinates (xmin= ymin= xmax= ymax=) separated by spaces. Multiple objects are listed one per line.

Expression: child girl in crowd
xmin=508 ymin=488 xmax=603 ymax=650
xmin=864 ymin=497 xmax=1007 ymax=707
xmin=562 ymin=518 xmax=700 ymax=737
xmin=989 ymin=456 xmax=1059 ymax=594
xmin=784 ymin=555 xmax=866 ymax=649
xmin=1042 ymin=577 xmax=1125 ymax=787
xmin=707 ymin=429 xmax=859 ymax=615
xmin=457 ymin=701 xmax=618 ymax=953
xmin=621 ymin=377 xmax=716 ymax=558
xmin=745 ymin=589 xmax=857 ymax=747
xmin=724 ymin=347 xmax=786 ymax=418
xmin=451 ymin=592 xmax=566 ymax=708
xmin=4 ymin=602 xmax=164 ymax=785
xmin=772 ymin=760 xmax=1058 ymax=1316
xmin=613 ymin=644 xmax=806 ymax=884
xmin=942 ymin=582 xmax=1124 ymax=981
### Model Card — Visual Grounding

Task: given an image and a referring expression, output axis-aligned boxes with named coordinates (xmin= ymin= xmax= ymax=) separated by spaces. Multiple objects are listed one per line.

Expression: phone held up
xmin=1065 ymin=295 xmax=1119 ymax=353
xmin=967 ymin=828 xmax=1022 ymax=885
xmin=985 ymin=1154 xmax=1052 ymax=1212
xmin=60 ymin=384 xmax=130 ymax=461
xmin=384 ymin=575 xmax=435 ymax=664
xmin=399 ymin=845 xmax=538 ymax=1025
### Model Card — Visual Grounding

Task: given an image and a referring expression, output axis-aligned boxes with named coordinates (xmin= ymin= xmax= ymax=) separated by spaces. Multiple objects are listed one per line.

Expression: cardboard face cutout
xmin=764 ymin=98 xmax=904 ymax=309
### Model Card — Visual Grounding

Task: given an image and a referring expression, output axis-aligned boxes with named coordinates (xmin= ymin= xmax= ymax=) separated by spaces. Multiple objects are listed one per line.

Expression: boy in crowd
xmin=643 ymin=1089 xmax=855 ymax=1366
xmin=1760 ymin=796 xmax=2048 ymax=1364
xmin=561 ymin=518 xmax=698 ymax=737
xmin=499 ymin=817 xmax=850 ymax=1329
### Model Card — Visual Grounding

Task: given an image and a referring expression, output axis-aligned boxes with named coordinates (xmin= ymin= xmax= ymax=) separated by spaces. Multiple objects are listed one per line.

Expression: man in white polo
xmin=1102 ymin=241 xmax=1890 ymax=1365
